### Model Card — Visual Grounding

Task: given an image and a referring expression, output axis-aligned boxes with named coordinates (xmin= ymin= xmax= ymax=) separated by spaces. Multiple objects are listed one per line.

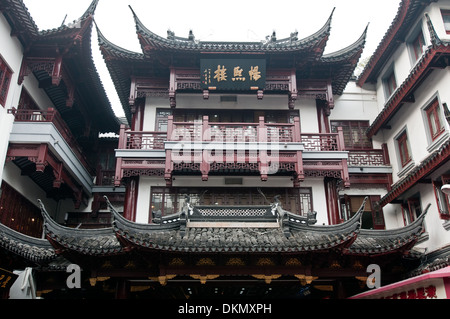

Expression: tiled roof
xmin=357 ymin=0 xmax=436 ymax=86
xmin=24 ymin=196 xmax=425 ymax=258
xmin=0 ymin=0 xmax=119 ymax=133
xmin=0 ymin=220 xmax=56 ymax=264
xmin=132 ymin=6 xmax=333 ymax=56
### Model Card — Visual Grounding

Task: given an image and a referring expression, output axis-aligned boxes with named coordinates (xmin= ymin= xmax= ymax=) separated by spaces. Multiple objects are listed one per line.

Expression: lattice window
xmin=330 ymin=120 xmax=372 ymax=150
xmin=149 ymin=187 xmax=312 ymax=221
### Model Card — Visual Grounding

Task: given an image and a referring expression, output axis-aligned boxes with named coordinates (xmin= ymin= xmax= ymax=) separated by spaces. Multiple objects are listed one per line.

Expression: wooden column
xmin=324 ymin=177 xmax=340 ymax=225
xmin=123 ymin=177 xmax=138 ymax=222
xmin=316 ymin=99 xmax=330 ymax=133
xmin=115 ymin=279 xmax=129 ymax=299
xmin=131 ymin=99 xmax=145 ymax=131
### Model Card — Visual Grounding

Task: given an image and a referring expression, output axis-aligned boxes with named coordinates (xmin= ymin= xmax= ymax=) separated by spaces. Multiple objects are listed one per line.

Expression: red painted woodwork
xmin=9 ymin=107 xmax=93 ymax=173
xmin=123 ymin=177 xmax=138 ymax=221
xmin=6 ymin=143 xmax=84 ymax=208
xmin=114 ymin=116 xmax=351 ymax=188
xmin=0 ymin=182 xmax=43 ymax=238
xmin=325 ymin=178 xmax=340 ymax=225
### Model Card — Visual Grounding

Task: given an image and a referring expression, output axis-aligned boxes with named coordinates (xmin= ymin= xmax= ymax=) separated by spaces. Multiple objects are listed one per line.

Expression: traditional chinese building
xmin=1 ymin=0 xmax=448 ymax=300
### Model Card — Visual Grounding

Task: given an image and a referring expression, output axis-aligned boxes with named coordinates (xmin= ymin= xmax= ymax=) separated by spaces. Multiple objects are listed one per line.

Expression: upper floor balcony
xmin=6 ymin=108 xmax=95 ymax=207
xmin=114 ymin=115 xmax=374 ymax=188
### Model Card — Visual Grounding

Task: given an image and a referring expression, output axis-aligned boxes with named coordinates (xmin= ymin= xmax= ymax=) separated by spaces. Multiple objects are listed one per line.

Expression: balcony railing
xmin=113 ymin=116 xmax=392 ymax=190
xmin=9 ymin=107 xmax=93 ymax=173
xmin=347 ymin=149 xmax=390 ymax=167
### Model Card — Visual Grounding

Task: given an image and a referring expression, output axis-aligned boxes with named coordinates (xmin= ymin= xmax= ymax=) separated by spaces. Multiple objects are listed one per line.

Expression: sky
xmin=23 ymin=0 xmax=402 ymax=118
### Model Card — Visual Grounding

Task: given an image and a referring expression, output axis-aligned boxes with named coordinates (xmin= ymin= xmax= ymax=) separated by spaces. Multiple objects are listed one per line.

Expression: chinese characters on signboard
xmin=201 ymin=59 xmax=266 ymax=91
xmin=379 ymin=285 xmax=438 ymax=299
xmin=0 ymin=268 xmax=18 ymax=290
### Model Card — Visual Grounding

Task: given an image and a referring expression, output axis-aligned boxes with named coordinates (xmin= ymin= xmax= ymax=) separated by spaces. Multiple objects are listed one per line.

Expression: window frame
xmin=433 ymin=177 xmax=450 ymax=220
xmin=424 ymin=97 xmax=445 ymax=141
xmin=330 ymin=120 xmax=372 ymax=150
xmin=0 ymin=56 xmax=12 ymax=107
xmin=396 ymin=130 xmax=412 ymax=168
xmin=382 ymin=65 xmax=397 ymax=100
xmin=441 ymin=9 xmax=450 ymax=34
xmin=411 ymin=30 xmax=426 ymax=62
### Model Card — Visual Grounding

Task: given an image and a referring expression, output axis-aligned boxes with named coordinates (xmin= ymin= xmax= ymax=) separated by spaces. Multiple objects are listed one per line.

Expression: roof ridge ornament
xmin=424 ymin=13 xmax=443 ymax=48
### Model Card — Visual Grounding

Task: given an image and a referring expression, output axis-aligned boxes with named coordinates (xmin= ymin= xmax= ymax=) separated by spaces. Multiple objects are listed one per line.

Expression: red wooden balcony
xmin=114 ymin=116 xmax=355 ymax=188
xmin=7 ymin=108 xmax=94 ymax=208
xmin=8 ymin=108 xmax=93 ymax=173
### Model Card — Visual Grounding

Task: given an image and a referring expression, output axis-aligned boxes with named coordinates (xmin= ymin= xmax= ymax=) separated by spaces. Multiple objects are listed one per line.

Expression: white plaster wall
xmin=0 ymin=13 xmax=24 ymax=183
xmin=331 ymin=81 xmax=381 ymax=146
xmin=428 ymin=1 xmax=450 ymax=42
xmin=381 ymin=69 xmax=450 ymax=183
xmin=0 ymin=12 xmax=90 ymax=222
xmin=143 ymin=94 xmax=319 ymax=133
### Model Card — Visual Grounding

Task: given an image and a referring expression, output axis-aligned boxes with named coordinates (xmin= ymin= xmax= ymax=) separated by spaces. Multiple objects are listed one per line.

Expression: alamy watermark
xmin=366 ymin=264 xmax=381 ymax=289
xmin=170 ymin=123 xmax=282 ymax=175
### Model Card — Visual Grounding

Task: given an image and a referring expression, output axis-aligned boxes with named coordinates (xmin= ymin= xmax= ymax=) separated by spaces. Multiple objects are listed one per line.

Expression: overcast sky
xmin=23 ymin=0 xmax=402 ymax=118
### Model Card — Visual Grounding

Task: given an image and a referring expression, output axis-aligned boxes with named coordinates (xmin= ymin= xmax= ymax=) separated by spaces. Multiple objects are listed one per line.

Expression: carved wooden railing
xmin=347 ymin=149 xmax=390 ymax=167
xmin=9 ymin=107 xmax=93 ymax=173
xmin=114 ymin=116 xmax=353 ymax=187
xmin=167 ymin=115 xmax=301 ymax=143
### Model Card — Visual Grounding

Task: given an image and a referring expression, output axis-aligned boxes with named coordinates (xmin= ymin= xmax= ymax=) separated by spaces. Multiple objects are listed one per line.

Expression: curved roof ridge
xmin=95 ymin=20 xmax=144 ymax=60
xmin=356 ymin=0 xmax=434 ymax=86
xmin=129 ymin=5 xmax=334 ymax=54
xmin=360 ymin=203 xmax=429 ymax=237
xmin=37 ymin=0 xmax=98 ymax=37
xmin=322 ymin=23 xmax=368 ymax=61
xmin=0 ymin=219 xmax=56 ymax=263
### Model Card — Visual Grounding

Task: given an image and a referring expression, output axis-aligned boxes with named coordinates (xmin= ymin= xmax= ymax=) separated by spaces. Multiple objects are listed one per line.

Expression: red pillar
xmin=325 ymin=177 xmax=341 ymax=225
xmin=316 ymin=99 xmax=330 ymax=133
xmin=123 ymin=177 xmax=138 ymax=221
xmin=131 ymin=99 xmax=144 ymax=131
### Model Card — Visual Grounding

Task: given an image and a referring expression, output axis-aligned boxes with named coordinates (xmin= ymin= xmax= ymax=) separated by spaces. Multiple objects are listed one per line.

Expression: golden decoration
xmin=330 ymin=260 xmax=341 ymax=269
xmin=294 ymin=274 xmax=318 ymax=285
xmin=352 ymin=260 xmax=364 ymax=270
xmin=256 ymin=257 xmax=274 ymax=266
xmin=196 ymin=258 xmax=215 ymax=266
xmin=252 ymin=274 xmax=281 ymax=284
xmin=89 ymin=276 xmax=110 ymax=287
xmin=190 ymin=274 xmax=220 ymax=284
xmin=285 ymin=258 xmax=302 ymax=267
xmin=226 ymin=257 xmax=245 ymax=266
xmin=130 ymin=285 xmax=151 ymax=292
xmin=148 ymin=274 xmax=177 ymax=286
xmin=169 ymin=257 xmax=185 ymax=266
